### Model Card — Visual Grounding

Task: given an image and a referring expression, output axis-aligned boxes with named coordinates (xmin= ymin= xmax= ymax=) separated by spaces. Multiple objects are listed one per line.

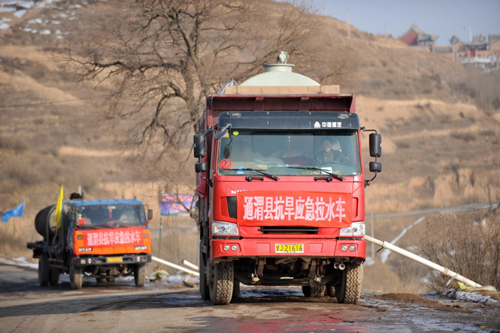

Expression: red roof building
xmin=399 ymin=24 xmax=439 ymax=49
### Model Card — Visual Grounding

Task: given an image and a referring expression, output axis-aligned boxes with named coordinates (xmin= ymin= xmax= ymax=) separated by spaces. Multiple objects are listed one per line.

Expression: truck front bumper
xmin=211 ymin=238 xmax=366 ymax=260
xmin=75 ymin=254 xmax=151 ymax=267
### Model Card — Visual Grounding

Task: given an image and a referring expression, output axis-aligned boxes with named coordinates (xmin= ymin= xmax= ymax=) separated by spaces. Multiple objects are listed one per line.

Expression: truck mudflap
xmin=211 ymin=238 xmax=366 ymax=260
xmin=75 ymin=254 xmax=151 ymax=267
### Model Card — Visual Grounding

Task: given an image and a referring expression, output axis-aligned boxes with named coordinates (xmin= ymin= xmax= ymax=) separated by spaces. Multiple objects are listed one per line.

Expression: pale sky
xmin=311 ymin=0 xmax=500 ymax=45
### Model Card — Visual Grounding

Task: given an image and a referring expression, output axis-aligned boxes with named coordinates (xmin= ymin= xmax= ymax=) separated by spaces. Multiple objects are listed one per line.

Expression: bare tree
xmin=63 ymin=0 xmax=324 ymax=159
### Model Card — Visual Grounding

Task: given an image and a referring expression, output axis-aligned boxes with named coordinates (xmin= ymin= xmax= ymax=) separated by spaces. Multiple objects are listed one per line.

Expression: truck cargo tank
xmin=34 ymin=205 xmax=57 ymax=238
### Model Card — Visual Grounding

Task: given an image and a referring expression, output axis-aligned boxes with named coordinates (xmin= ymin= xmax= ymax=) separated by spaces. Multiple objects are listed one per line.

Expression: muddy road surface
xmin=1 ymin=264 xmax=499 ymax=332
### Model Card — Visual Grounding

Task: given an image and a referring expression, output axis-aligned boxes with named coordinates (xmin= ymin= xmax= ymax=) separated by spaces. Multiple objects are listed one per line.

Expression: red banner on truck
xmin=84 ymin=227 xmax=144 ymax=248
xmin=237 ymin=191 xmax=352 ymax=227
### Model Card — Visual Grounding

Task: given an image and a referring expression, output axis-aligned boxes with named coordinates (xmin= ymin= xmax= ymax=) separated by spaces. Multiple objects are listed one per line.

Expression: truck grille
xmin=258 ymin=227 xmax=320 ymax=234
xmin=227 ymin=197 xmax=237 ymax=218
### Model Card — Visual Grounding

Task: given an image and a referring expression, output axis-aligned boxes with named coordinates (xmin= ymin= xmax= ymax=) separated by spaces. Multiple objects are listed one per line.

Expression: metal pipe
xmin=182 ymin=259 xmax=199 ymax=271
xmin=338 ymin=263 xmax=346 ymax=270
xmin=152 ymin=256 xmax=199 ymax=277
xmin=365 ymin=235 xmax=482 ymax=289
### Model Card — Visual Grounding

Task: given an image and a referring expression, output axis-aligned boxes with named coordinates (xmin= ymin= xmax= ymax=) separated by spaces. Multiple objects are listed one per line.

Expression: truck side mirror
xmin=195 ymin=162 xmax=208 ymax=173
xmin=214 ymin=123 xmax=231 ymax=140
xmin=193 ymin=133 xmax=206 ymax=158
xmin=147 ymin=209 xmax=153 ymax=221
xmin=369 ymin=133 xmax=382 ymax=158
xmin=369 ymin=162 xmax=382 ymax=173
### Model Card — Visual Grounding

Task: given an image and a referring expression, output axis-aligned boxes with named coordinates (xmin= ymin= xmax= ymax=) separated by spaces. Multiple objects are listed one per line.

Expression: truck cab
xmin=194 ymin=58 xmax=382 ymax=305
xmin=29 ymin=198 xmax=152 ymax=289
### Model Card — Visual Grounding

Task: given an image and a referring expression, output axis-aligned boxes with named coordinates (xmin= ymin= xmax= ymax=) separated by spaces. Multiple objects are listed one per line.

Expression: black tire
xmin=135 ymin=264 xmax=145 ymax=287
xmin=336 ymin=264 xmax=363 ymax=304
xmin=49 ymin=268 xmax=60 ymax=286
xmin=38 ymin=254 xmax=50 ymax=286
xmin=96 ymin=277 xmax=106 ymax=283
xmin=70 ymin=264 xmax=82 ymax=289
xmin=302 ymin=285 xmax=326 ymax=297
xmin=199 ymin=241 xmax=210 ymax=300
xmin=209 ymin=261 xmax=234 ymax=305
xmin=232 ymin=280 xmax=241 ymax=299
xmin=326 ymin=284 xmax=335 ymax=297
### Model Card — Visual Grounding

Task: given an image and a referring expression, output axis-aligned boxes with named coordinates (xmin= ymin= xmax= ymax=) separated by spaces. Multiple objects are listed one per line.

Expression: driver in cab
xmin=314 ymin=138 xmax=348 ymax=165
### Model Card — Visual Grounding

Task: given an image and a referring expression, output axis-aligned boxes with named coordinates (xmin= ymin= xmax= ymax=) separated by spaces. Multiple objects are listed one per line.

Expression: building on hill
xmin=398 ymin=24 xmax=439 ymax=50
xmin=455 ymin=34 xmax=500 ymax=72
xmin=462 ymin=35 xmax=489 ymax=57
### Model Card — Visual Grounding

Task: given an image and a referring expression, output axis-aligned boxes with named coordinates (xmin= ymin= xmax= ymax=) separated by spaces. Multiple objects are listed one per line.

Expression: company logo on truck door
xmin=237 ymin=191 xmax=351 ymax=227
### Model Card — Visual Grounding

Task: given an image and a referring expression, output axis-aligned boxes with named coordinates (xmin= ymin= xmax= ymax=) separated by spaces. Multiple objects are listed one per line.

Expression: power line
xmin=0 ymin=94 xmax=114 ymax=109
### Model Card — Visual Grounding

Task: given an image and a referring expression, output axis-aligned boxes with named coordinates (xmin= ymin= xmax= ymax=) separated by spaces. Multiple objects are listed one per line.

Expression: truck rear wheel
xmin=336 ymin=264 xmax=363 ymax=304
xmin=49 ymin=268 xmax=60 ymax=286
xmin=326 ymin=284 xmax=335 ymax=297
xmin=232 ymin=280 xmax=241 ymax=299
xmin=199 ymin=241 xmax=210 ymax=300
xmin=135 ymin=264 xmax=145 ymax=287
xmin=38 ymin=254 xmax=50 ymax=286
xmin=70 ymin=264 xmax=82 ymax=289
xmin=302 ymin=285 xmax=326 ymax=297
xmin=209 ymin=261 xmax=234 ymax=305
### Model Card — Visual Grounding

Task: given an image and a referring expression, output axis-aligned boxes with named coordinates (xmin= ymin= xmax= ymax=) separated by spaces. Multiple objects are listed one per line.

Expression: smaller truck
xmin=28 ymin=197 xmax=152 ymax=289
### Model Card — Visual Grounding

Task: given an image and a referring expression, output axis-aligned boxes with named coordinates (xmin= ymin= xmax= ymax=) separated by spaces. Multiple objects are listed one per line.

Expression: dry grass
xmin=418 ymin=210 xmax=500 ymax=290
xmin=148 ymin=217 xmax=199 ymax=275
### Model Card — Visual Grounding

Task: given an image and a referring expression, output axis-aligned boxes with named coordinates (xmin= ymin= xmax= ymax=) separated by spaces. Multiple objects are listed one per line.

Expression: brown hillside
xmin=0 ymin=0 xmax=499 ymax=268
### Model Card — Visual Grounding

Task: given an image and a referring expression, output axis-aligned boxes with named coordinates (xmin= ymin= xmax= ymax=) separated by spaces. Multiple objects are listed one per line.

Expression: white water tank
xmin=240 ymin=63 xmax=320 ymax=87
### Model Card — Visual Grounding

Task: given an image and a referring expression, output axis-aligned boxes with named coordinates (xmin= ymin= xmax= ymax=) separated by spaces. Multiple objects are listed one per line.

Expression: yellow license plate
xmin=107 ymin=257 xmax=122 ymax=263
xmin=275 ymin=244 xmax=304 ymax=253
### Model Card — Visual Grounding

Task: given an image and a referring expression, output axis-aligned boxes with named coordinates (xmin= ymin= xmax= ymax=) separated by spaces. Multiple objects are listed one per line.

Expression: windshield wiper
xmin=225 ymin=168 xmax=279 ymax=181
xmin=285 ymin=166 xmax=344 ymax=181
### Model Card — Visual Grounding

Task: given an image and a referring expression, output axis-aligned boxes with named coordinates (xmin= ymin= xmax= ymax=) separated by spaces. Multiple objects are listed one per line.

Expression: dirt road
xmin=0 ymin=264 xmax=499 ymax=332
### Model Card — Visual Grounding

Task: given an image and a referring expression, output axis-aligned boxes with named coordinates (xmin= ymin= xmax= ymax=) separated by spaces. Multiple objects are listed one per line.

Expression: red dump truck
xmin=28 ymin=197 xmax=152 ymax=289
xmin=193 ymin=57 xmax=382 ymax=305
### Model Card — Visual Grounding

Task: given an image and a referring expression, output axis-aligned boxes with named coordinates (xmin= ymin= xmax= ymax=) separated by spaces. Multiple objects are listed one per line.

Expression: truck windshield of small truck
xmin=77 ymin=204 xmax=146 ymax=228
xmin=217 ymin=130 xmax=361 ymax=177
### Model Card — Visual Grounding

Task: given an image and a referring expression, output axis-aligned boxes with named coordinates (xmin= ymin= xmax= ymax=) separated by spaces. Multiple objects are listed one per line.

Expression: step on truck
xmin=28 ymin=196 xmax=153 ymax=289
xmin=193 ymin=55 xmax=382 ymax=305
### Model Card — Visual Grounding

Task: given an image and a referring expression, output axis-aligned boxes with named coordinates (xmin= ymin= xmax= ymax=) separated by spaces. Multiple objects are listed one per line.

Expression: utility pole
xmin=159 ymin=215 xmax=163 ymax=258
xmin=370 ymin=211 xmax=374 ymax=259
xmin=464 ymin=26 xmax=472 ymax=42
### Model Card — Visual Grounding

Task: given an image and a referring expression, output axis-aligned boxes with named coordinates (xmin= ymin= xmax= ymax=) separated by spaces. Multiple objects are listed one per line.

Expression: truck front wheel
xmin=38 ymin=254 xmax=50 ymax=286
xmin=199 ymin=241 xmax=210 ymax=300
xmin=209 ymin=261 xmax=234 ymax=305
xmin=336 ymin=264 xmax=363 ymax=304
xmin=135 ymin=264 xmax=145 ymax=287
xmin=70 ymin=263 xmax=82 ymax=289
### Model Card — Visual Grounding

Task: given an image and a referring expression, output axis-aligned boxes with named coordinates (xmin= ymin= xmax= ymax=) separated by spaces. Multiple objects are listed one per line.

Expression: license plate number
xmin=275 ymin=244 xmax=304 ymax=253
xmin=107 ymin=257 xmax=122 ymax=263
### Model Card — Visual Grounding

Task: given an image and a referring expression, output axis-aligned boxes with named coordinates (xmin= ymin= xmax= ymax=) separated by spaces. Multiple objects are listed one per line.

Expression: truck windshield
xmin=217 ymin=130 xmax=361 ymax=177
xmin=77 ymin=204 xmax=146 ymax=228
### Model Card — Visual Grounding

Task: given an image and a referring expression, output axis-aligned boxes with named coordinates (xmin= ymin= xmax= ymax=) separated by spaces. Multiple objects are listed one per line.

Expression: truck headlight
xmin=340 ymin=222 xmax=365 ymax=236
xmin=212 ymin=221 xmax=239 ymax=236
